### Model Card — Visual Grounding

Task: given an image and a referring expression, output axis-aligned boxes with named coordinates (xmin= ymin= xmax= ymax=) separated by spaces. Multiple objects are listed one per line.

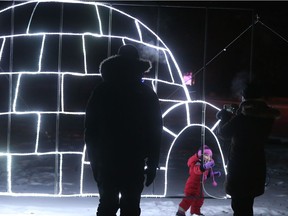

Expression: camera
xmin=223 ymin=104 xmax=238 ymax=114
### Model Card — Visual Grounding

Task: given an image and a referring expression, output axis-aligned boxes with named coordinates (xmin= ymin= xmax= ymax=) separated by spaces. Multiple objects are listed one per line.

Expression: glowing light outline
xmin=38 ymin=35 xmax=46 ymax=72
xmin=0 ymin=0 xmax=227 ymax=198
xmin=0 ymin=37 xmax=5 ymax=61
xmin=27 ymin=2 xmax=40 ymax=34
xmin=135 ymin=20 xmax=142 ymax=42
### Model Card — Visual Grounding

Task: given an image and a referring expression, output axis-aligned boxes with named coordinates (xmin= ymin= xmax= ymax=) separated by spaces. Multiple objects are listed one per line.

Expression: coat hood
xmin=99 ymin=44 xmax=152 ymax=83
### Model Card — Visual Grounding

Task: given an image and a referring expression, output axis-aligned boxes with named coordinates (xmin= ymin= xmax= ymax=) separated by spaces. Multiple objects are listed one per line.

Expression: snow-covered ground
xmin=0 ymin=190 xmax=287 ymax=216
xmin=0 ymin=142 xmax=287 ymax=216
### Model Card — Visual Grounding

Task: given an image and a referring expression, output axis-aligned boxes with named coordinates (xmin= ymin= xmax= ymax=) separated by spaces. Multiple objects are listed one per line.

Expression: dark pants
xmin=231 ymin=196 xmax=254 ymax=216
xmin=94 ymin=165 xmax=145 ymax=216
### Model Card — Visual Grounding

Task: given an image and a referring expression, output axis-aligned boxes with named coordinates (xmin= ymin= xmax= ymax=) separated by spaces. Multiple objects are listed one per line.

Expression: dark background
xmin=107 ymin=1 xmax=288 ymax=99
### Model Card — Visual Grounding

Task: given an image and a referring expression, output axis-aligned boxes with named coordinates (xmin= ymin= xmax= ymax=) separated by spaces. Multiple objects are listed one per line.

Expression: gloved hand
xmin=203 ymin=161 xmax=215 ymax=170
xmin=216 ymin=109 xmax=233 ymax=121
xmin=144 ymin=166 xmax=157 ymax=187
xmin=213 ymin=171 xmax=221 ymax=177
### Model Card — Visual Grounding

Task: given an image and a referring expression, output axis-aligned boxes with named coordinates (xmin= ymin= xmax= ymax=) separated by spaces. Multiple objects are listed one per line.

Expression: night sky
xmin=111 ymin=1 xmax=288 ymax=98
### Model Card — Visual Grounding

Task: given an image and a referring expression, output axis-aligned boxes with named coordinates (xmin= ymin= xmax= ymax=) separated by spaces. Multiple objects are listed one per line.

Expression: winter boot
xmin=176 ymin=210 xmax=186 ymax=216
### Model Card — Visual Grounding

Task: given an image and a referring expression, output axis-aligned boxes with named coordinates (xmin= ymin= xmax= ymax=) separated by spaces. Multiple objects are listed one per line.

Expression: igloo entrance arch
xmin=0 ymin=0 xmax=225 ymax=197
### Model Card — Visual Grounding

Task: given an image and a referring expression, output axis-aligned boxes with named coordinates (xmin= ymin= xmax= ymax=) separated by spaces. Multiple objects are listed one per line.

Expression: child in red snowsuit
xmin=176 ymin=145 xmax=221 ymax=216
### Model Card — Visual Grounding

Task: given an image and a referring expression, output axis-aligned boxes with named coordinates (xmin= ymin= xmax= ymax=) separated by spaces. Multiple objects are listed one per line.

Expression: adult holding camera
xmin=216 ymin=80 xmax=280 ymax=216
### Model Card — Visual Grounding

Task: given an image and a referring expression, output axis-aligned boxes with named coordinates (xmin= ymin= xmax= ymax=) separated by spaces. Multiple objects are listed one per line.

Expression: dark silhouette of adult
xmin=84 ymin=44 xmax=163 ymax=216
xmin=216 ymin=80 xmax=280 ymax=216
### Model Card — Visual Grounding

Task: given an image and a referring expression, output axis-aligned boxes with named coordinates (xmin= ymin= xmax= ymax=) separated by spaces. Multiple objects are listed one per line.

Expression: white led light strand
xmin=38 ymin=34 xmax=46 ymax=72
xmin=82 ymin=35 xmax=87 ymax=74
xmin=135 ymin=20 xmax=142 ymax=42
xmin=35 ymin=113 xmax=41 ymax=153
xmin=0 ymin=37 xmax=5 ymax=61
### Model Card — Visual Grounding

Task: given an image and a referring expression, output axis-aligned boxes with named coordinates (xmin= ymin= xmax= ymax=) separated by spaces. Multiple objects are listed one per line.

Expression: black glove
xmin=144 ymin=166 xmax=157 ymax=187
xmin=216 ymin=109 xmax=233 ymax=121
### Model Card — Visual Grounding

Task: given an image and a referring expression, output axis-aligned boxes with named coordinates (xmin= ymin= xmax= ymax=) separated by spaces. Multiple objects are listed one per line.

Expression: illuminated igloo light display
xmin=0 ymin=0 xmax=226 ymax=198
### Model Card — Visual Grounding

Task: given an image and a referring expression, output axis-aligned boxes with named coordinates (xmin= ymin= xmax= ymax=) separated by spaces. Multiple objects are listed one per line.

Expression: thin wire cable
xmin=193 ymin=22 xmax=255 ymax=78
xmin=258 ymin=20 xmax=288 ymax=44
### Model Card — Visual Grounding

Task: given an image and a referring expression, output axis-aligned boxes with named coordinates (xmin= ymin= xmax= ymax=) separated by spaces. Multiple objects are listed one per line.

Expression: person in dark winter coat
xmin=84 ymin=44 xmax=163 ymax=216
xmin=216 ymin=81 xmax=280 ymax=216
xmin=176 ymin=145 xmax=221 ymax=216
